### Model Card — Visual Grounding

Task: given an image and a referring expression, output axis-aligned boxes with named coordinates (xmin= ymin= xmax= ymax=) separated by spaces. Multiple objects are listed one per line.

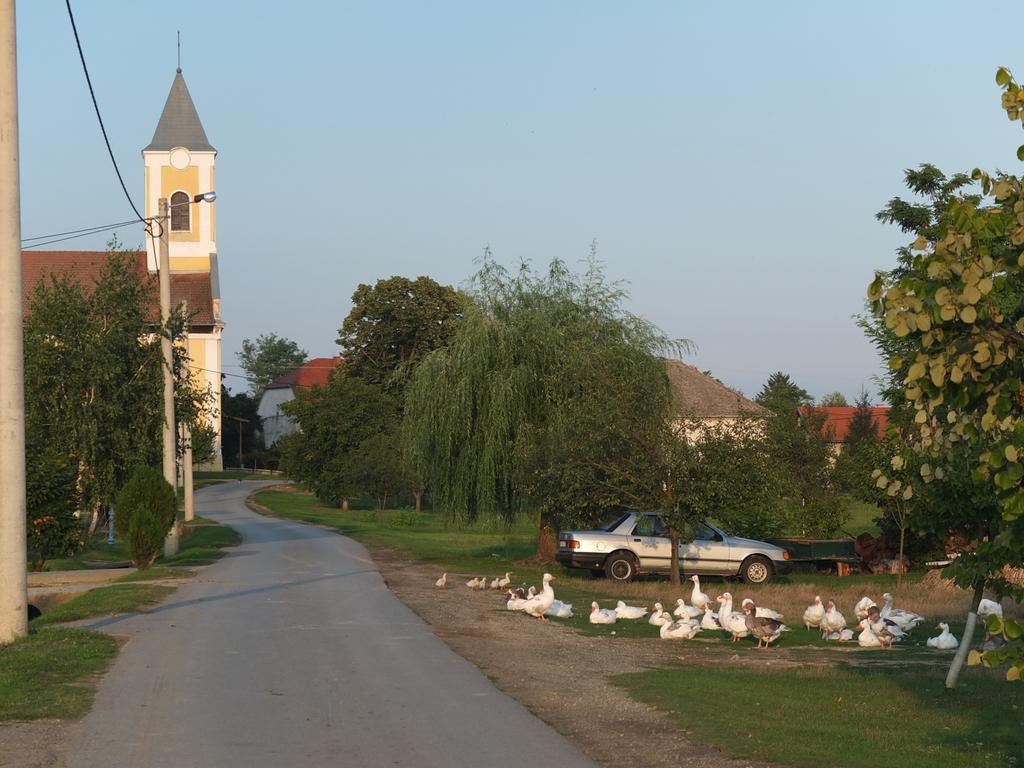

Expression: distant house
xmin=664 ymin=359 xmax=768 ymax=431
xmin=258 ymin=357 xmax=341 ymax=447
xmin=801 ymin=406 xmax=890 ymax=452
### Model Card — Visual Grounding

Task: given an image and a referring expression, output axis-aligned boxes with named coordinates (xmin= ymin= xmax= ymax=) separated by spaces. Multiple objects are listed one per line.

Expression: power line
xmin=64 ymin=0 xmax=145 ymax=224
xmin=21 ymin=219 xmax=141 ymax=249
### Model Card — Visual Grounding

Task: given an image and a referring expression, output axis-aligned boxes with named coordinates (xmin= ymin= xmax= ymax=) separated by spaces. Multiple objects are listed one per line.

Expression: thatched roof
xmin=664 ymin=359 xmax=767 ymax=418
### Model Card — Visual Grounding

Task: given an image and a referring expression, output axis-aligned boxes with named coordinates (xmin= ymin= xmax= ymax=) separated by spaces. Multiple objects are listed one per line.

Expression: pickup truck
xmin=556 ymin=510 xmax=792 ymax=584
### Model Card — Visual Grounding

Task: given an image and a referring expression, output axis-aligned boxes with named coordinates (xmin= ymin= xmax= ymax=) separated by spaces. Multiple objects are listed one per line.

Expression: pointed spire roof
xmin=144 ymin=69 xmax=215 ymax=152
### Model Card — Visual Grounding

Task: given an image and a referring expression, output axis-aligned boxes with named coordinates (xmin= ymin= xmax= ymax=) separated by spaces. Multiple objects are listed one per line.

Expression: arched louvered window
xmin=170 ymin=191 xmax=190 ymax=231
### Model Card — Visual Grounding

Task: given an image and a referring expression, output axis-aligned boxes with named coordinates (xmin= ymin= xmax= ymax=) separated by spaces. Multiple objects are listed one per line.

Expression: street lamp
xmin=159 ymin=192 xmax=215 ymax=553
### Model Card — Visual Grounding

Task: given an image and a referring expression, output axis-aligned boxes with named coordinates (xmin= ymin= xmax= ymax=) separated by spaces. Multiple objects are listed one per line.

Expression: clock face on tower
xmin=169 ymin=147 xmax=191 ymax=170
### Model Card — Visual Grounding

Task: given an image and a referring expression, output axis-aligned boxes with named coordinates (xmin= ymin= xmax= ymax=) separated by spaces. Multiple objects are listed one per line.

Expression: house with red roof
xmin=801 ymin=406 xmax=890 ymax=452
xmin=258 ymin=357 xmax=342 ymax=446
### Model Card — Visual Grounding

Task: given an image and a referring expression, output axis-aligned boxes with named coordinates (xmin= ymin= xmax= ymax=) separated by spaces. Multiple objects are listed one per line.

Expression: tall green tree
xmin=337 ymin=276 xmax=463 ymax=388
xmin=281 ymin=376 xmax=400 ymax=506
xmin=866 ymin=67 xmax=1024 ymax=687
xmin=834 ymin=392 xmax=887 ymax=503
xmin=238 ymin=333 xmax=308 ymax=396
xmin=755 ymin=372 xmax=812 ymax=415
xmin=221 ymin=385 xmax=262 ymax=467
xmin=818 ymin=391 xmax=849 ymax=407
xmin=403 ymin=252 xmax=687 ymax=556
xmin=23 ymin=247 xmax=211 ymax=535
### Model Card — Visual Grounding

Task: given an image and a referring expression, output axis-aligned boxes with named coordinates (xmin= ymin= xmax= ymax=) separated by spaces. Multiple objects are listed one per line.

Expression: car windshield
xmin=598 ymin=512 xmax=632 ymax=532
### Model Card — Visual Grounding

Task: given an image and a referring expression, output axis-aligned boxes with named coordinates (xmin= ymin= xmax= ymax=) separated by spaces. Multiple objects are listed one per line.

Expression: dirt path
xmin=0 ymin=721 xmax=78 ymax=768
xmin=373 ymin=548 xmax=775 ymax=768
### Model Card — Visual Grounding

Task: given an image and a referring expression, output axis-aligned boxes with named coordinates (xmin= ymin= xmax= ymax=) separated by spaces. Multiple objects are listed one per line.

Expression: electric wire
xmin=21 ymin=220 xmax=141 ymax=249
xmin=64 ymin=0 xmax=145 ymax=225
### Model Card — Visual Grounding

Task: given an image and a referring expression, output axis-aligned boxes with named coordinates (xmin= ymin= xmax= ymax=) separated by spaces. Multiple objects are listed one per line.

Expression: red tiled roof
xmin=267 ymin=357 xmax=342 ymax=391
xmin=21 ymin=250 xmax=216 ymax=328
xmin=803 ymin=406 xmax=890 ymax=442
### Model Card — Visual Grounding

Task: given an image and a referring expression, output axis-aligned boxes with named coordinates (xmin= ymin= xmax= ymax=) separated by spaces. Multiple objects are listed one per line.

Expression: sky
xmin=14 ymin=2 xmax=1024 ymax=400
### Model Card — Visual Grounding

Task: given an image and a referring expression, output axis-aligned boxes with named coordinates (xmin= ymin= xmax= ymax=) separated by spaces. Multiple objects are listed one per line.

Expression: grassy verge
xmin=32 ymin=584 xmax=176 ymax=627
xmin=251 ymin=489 xmax=536 ymax=574
xmin=0 ymin=628 xmax=118 ymax=720
xmin=34 ymin=515 xmax=240 ymax=625
xmin=615 ymin=663 xmax=1024 ymax=767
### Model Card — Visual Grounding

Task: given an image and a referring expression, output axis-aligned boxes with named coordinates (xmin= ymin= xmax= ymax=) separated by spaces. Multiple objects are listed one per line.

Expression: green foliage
xmin=969 ymin=614 xmax=1024 ymax=682
xmin=762 ymin=402 xmax=847 ymax=536
xmin=221 ymin=385 xmax=263 ymax=462
xmin=32 ymin=583 xmax=176 ymax=626
xmin=25 ymin=439 xmax=81 ymax=570
xmin=237 ymin=332 xmax=307 ymax=396
xmin=818 ymin=391 xmax=849 ymax=407
xmin=337 ymin=275 xmax=463 ymax=388
xmin=755 ymin=371 xmax=812 ymax=415
xmin=866 ymin=71 xmax=1024 ymax=607
xmin=834 ymin=393 xmax=888 ymax=502
xmin=23 ymin=244 xmax=214 ymax=524
xmin=403 ymin=251 xmax=686 ymax=526
xmin=114 ymin=466 xmax=176 ymax=569
xmin=281 ymin=376 xmax=401 ymax=505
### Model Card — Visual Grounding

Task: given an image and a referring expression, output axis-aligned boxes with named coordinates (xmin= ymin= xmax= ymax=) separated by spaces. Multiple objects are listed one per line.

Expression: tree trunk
xmin=946 ymin=580 xmax=986 ymax=689
xmin=535 ymin=512 xmax=558 ymax=562
xmin=414 ymin=489 xmax=423 ymax=513
xmin=897 ymin=521 xmax=907 ymax=589
xmin=342 ymin=497 xmax=349 ymax=512
xmin=86 ymin=503 xmax=100 ymax=535
xmin=669 ymin=531 xmax=681 ymax=588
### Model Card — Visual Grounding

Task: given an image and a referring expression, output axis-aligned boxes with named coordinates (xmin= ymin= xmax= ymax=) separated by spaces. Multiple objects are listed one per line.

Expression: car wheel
xmin=740 ymin=555 xmax=773 ymax=584
xmin=604 ymin=552 xmax=637 ymax=583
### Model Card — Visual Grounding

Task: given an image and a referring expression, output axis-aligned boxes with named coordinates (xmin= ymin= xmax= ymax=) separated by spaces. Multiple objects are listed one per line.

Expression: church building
xmin=22 ymin=67 xmax=225 ymax=470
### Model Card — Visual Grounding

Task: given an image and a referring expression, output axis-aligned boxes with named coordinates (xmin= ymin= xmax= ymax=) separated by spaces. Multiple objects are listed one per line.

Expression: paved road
xmin=68 ymin=482 xmax=595 ymax=768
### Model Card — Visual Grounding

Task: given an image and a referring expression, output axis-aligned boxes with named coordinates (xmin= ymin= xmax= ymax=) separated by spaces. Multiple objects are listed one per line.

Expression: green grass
xmin=840 ymin=498 xmax=883 ymax=537
xmin=252 ymin=489 xmax=537 ymax=575
xmin=32 ymin=583 xmax=176 ymax=627
xmin=615 ymin=663 xmax=1024 ymax=767
xmin=0 ymin=628 xmax=118 ymax=720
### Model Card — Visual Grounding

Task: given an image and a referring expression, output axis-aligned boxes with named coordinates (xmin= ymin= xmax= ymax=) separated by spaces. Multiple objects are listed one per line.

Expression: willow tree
xmin=402 ymin=250 xmax=686 ymax=557
xmin=867 ymin=68 xmax=1024 ymax=687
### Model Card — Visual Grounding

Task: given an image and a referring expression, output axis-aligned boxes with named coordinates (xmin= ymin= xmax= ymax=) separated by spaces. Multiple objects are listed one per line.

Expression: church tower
xmin=144 ymin=68 xmax=224 ymax=469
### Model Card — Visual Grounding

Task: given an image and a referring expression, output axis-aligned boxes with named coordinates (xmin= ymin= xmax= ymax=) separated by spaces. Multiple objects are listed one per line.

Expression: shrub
xmin=25 ymin=443 xmax=82 ymax=570
xmin=114 ymin=466 xmax=176 ymax=569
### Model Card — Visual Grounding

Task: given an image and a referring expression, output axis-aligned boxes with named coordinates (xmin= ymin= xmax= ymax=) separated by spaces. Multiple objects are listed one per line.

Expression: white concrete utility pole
xmin=158 ymin=197 xmax=180 ymax=557
xmin=158 ymin=197 xmax=175 ymax=487
xmin=183 ymin=423 xmax=194 ymax=522
xmin=0 ymin=0 xmax=28 ymax=645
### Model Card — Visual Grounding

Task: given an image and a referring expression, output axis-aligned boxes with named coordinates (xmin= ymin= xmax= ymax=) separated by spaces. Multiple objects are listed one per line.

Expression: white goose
xmin=927 ymin=623 xmax=959 ymax=650
xmin=857 ymin=618 xmax=884 ymax=648
xmin=803 ymin=596 xmax=825 ymax=630
xmin=673 ymin=598 xmax=703 ymax=620
xmin=879 ymin=593 xmax=924 ymax=632
xmin=741 ymin=598 xmax=782 ymax=620
xmin=867 ymin=606 xmax=904 ymax=646
xmin=466 ymin=576 xmax=483 ymax=590
xmin=659 ymin=612 xmax=701 ymax=640
xmin=497 ymin=572 xmax=513 ymax=589
xmin=689 ymin=575 xmax=712 ymax=610
xmin=434 ymin=573 xmax=447 ymax=589
xmin=820 ymin=600 xmax=847 ymax=639
xmin=546 ymin=600 xmax=573 ymax=619
xmin=826 ymin=629 xmax=855 ymax=642
xmin=701 ymin=604 xmax=720 ymax=631
xmin=488 ymin=576 xmax=501 ymax=590
xmin=716 ymin=593 xmax=750 ymax=641
xmin=505 ymin=589 xmax=529 ymax=611
xmin=649 ymin=603 xmax=672 ymax=626
xmin=853 ymin=596 xmax=877 ymax=621
xmin=589 ymin=601 xmax=618 ymax=624
xmin=615 ymin=600 xmax=648 ymax=620
xmin=978 ymin=599 xmax=1003 ymax=619
xmin=521 ymin=573 xmax=556 ymax=620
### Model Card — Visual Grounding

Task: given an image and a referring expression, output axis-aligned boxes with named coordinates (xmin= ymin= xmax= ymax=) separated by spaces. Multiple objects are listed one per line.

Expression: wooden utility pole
xmin=0 ymin=0 xmax=27 ymax=645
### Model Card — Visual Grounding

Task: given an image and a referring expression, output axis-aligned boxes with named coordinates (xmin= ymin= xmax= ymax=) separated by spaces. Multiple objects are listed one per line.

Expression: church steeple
xmin=142 ymin=69 xmax=217 ymax=275
xmin=144 ymin=69 xmax=215 ymax=152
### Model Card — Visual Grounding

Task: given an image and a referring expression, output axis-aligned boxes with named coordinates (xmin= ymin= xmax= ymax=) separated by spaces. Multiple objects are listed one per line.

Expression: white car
xmin=556 ymin=511 xmax=791 ymax=584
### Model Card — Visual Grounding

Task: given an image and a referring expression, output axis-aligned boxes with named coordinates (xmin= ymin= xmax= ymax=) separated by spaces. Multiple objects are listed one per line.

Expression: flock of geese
xmin=435 ymin=571 xmax=998 ymax=650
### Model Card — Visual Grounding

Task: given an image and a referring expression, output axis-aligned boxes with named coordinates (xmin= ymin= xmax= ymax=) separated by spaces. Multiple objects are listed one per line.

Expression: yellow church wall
xmin=160 ymin=165 xmax=200 ymax=244
xmin=144 ymin=167 xmax=150 ymax=217
xmin=170 ymin=256 xmax=211 ymax=272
